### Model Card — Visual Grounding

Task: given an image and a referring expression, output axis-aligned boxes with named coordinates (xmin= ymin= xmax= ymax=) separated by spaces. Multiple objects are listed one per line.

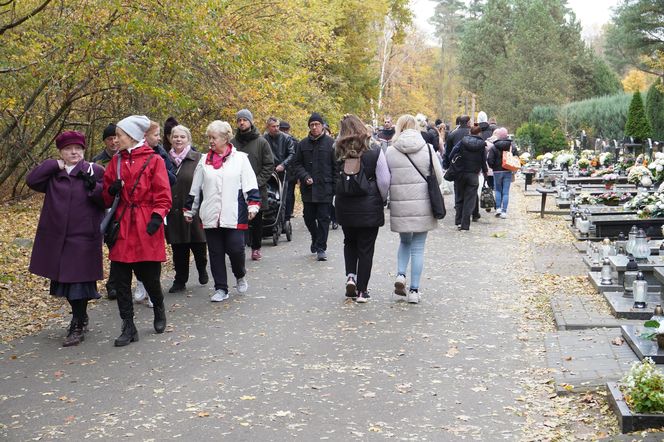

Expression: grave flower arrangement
xmin=577 ymin=158 xmax=590 ymax=169
xmin=602 ymin=173 xmax=620 ymax=186
xmin=519 ymin=152 xmax=530 ymax=165
xmin=616 ymin=155 xmax=636 ymax=174
xmin=591 ymin=166 xmax=615 ymax=177
xmin=575 ymin=193 xmax=598 ymax=205
xmin=599 ymin=152 xmax=615 ymax=166
xmin=648 ymin=152 xmax=664 ymax=183
xmin=624 ymin=191 xmax=664 ymax=218
xmin=596 ymin=191 xmax=621 ymax=206
xmin=555 ymin=152 xmax=574 ymax=168
xmin=627 ymin=165 xmax=654 ymax=186
xmin=619 ymin=357 xmax=664 ymax=414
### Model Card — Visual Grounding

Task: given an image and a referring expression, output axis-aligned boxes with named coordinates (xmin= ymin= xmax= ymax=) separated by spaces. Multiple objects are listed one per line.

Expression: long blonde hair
xmin=394 ymin=114 xmax=418 ymax=139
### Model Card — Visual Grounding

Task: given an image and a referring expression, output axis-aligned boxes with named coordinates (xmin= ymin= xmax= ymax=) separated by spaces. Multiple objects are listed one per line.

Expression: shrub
xmin=646 ymin=79 xmax=664 ymax=142
xmin=625 ymin=91 xmax=653 ymax=143
xmin=515 ymin=122 xmax=567 ymax=156
xmin=620 ymin=358 xmax=664 ymax=414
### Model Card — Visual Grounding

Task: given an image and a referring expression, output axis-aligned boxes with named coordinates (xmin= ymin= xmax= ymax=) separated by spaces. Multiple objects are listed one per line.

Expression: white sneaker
xmin=146 ymin=297 xmax=154 ymax=308
xmin=236 ymin=277 xmax=248 ymax=294
xmin=500 ymin=212 xmax=507 ymax=219
xmin=211 ymin=289 xmax=229 ymax=302
xmin=495 ymin=208 xmax=502 ymax=217
xmin=133 ymin=281 xmax=147 ymax=302
xmin=407 ymin=290 xmax=420 ymax=304
xmin=394 ymin=274 xmax=407 ymax=296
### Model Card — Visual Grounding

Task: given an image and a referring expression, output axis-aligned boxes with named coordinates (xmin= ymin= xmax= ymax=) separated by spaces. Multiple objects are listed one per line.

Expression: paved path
xmin=1 ymin=193 xmax=530 ymax=440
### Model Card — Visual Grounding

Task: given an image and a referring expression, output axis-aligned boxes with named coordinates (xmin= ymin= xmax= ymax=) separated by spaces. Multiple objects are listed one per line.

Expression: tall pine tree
xmin=646 ymin=79 xmax=664 ymax=141
xmin=625 ymin=91 xmax=653 ymax=142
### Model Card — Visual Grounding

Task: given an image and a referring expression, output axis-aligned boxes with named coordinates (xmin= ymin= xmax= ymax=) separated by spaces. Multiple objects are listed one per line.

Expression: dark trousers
xmin=110 ymin=261 xmax=164 ymax=320
xmin=205 ymin=228 xmax=246 ymax=293
xmin=67 ymin=299 xmax=88 ymax=321
xmin=486 ymin=175 xmax=494 ymax=189
xmin=285 ymin=179 xmax=296 ymax=220
xmin=303 ymin=202 xmax=331 ymax=252
xmin=454 ymin=173 xmax=480 ymax=229
xmin=342 ymin=226 xmax=379 ymax=292
xmin=248 ymin=211 xmax=263 ymax=250
xmin=171 ymin=242 xmax=207 ymax=284
xmin=330 ymin=203 xmax=337 ymax=224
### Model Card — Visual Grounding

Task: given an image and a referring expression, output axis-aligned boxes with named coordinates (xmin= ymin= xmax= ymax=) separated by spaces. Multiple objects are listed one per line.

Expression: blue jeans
xmin=493 ymin=171 xmax=512 ymax=212
xmin=397 ymin=232 xmax=428 ymax=290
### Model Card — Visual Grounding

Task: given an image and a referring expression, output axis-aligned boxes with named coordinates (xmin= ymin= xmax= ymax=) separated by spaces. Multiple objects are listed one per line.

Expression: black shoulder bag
xmin=405 ymin=146 xmax=446 ymax=219
xmin=102 ymin=154 xmax=155 ymax=248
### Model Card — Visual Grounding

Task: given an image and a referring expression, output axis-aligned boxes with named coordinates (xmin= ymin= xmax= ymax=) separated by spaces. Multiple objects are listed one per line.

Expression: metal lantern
xmin=616 ymin=232 xmax=627 ymax=254
xmin=623 ymin=255 xmax=639 ymax=297
xmin=633 ymin=272 xmax=648 ymax=309
xmin=600 ymin=258 xmax=613 ymax=285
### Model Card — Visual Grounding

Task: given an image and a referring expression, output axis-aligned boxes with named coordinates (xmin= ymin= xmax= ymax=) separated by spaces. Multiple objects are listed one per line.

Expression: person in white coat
xmin=385 ymin=114 xmax=444 ymax=304
xmin=184 ymin=121 xmax=260 ymax=302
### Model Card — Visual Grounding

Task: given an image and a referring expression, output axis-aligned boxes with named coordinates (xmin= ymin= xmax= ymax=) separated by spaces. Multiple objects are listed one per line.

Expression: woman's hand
xmin=108 ymin=179 xmax=123 ymax=196
xmin=183 ymin=209 xmax=194 ymax=223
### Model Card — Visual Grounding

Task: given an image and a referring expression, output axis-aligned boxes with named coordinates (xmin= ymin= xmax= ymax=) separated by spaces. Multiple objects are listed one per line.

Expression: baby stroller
xmin=261 ymin=171 xmax=292 ymax=245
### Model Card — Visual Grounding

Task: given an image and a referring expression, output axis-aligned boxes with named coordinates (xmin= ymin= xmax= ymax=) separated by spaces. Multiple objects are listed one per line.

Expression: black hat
xmin=278 ymin=120 xmax=290 ymax=130
xmin=308 ymin=112 xmax=324 ymax=126
xmin=102 ymin=123 xmax=117 ymax=141
xmin=434 ymin=119 xmax=442 ymax=126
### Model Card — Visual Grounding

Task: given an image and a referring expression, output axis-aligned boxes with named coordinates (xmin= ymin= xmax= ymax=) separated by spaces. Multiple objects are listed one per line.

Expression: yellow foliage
xmin=622 ymin=69 xmax=656 ymax=93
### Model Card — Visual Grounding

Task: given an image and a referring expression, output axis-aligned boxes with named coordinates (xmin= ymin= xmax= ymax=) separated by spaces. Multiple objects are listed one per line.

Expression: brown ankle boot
xmin=63 ymin=319 xmax=84 ymax=347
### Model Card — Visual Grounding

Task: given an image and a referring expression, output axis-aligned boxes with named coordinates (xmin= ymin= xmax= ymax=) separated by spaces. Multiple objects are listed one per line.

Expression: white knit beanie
xmin=117 ymin=115 xmax=151 ymax=142
xmin=477 ymin=111 xmax=488 ymax=123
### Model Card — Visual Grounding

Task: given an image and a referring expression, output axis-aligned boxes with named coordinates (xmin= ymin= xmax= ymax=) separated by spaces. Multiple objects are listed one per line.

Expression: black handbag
xmin=480 ymin=179 xmax=496 ymax=212
xmin=444 ymin=152 xmax=463 ymax=181
xmin=405 ymin=146 xmax=446 ymax=219
xmin=101 ymin=154 xmax=155 ymax=248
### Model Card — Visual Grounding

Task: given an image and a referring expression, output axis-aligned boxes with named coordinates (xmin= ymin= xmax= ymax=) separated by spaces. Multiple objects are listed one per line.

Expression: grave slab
xmin=551 ymin=295 xmax=643 ymax=330
xmin=574 ymin=241 xmax=588 ymax=253
xmin=545 ymin=328 xmax=638 ymax=395
xmin=583 ymin=256 xmax=602 ymax=271
xmin=622 ymin=325 xmax=664 ymax=364
xmin=604 ymin=291 xmax=664 ymax=319
xmin=610 ymin=255 xmax=664 ymax=287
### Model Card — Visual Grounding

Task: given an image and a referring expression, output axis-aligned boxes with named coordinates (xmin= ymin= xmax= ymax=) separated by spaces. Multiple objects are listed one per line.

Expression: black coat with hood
xmin=445 ymin=124 xmax=471 ymax=166
xmin=487 ymin=139 xmax=518 ymax=172
xmin=291 ymin=132 xmax=337 ymax=203
xmin=459 ymin=135 xmax=488 ymax=174
xmin=478 ymin=122 xmax=493 ymax=141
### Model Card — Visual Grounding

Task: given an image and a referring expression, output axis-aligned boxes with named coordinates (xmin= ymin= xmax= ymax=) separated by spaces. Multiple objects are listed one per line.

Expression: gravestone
xmin=603 ymin=291 xmax=664 ymax=319
xmin=622 ymin=325 xmax=664 ymax=364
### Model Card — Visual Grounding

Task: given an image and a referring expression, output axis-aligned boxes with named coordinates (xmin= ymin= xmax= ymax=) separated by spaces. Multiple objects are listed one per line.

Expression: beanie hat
xmin=102 ymin=123 xmax=117 ymax=141
xmin=477 ymin=111 xmax=488 ymax=123
xmin=308 ymin=112 xmax=324 ymax=126
xmin=278 ymin=120 xmax=291 ymax=130
xmin=116 ymin=115 xmax=150 ymax=142
xmin=236 ymin=109 xmax=254 ymax=124
xmin=56 ymin=130 xmax=86 ymax=150
xmin=434 ymin=118 xmax=443 ymax=127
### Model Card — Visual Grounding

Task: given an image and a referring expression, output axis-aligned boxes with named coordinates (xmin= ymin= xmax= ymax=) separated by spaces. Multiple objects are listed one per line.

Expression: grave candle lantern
xmin=615 ymin=232 xmax=627 ymax=253
xmin=633 ymin=272 xmax=648 ymax=309
xmin=578 ymin=215 xmax=590 ymax=236
xmin=601 ymin=238 xmax=612 ymax=259
xmin=600 ymin=258 xmax=613 ymax=285
xmin=633 ymin=229 xmax=651 ymax=261
xmin=626 ymin=225 xmax=639 ymax=255
xmin=623 ymin=255 xmax=639 ymax=297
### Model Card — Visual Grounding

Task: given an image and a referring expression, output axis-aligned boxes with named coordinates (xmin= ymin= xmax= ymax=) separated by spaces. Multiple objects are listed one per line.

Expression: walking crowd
xmin=26 ymin=109 xmax=517 ymax=348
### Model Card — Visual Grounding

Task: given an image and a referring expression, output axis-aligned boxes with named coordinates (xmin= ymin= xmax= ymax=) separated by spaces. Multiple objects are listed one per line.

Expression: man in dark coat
xmin=291 ymin=112 xmax=337 ymax=261
xmin=453 ymin=126 xmax=488 ymax=231
xmin=377 ymin=116 xmax=395 ymax=142
xmin=445 ymin=115 xmax=471 ymax=167
xmin=264 ymin=116 xmax=295 ymax=226
xmin=279 ymin=120 xmax=299 ymax=221
xmin=230 ymin=109 xmax=274 ymax=261
xmin=92 ymin=123 xmax=119 ymax=166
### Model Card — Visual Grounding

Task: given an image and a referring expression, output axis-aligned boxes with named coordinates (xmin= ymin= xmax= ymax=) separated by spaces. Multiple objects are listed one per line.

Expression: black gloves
xmin=146 ymin=213 xmax=163 ymax=235
xmin=108 ymin=179 xmax=123 ymax=197
xmin=77 ymin=170 xmax=97 ymax=192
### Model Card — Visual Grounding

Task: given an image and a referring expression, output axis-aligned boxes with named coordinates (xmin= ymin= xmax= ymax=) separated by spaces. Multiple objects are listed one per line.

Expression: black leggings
xmin=67 ymin=299 xmax=88 ymax=321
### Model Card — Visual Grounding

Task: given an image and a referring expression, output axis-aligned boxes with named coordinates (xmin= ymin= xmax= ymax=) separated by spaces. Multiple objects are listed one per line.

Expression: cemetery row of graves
xmin=524 ymin=145 xmax=664 ymax=434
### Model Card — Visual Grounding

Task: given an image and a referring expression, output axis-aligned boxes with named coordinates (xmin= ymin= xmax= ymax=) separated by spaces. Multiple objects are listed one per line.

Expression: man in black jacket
xmin=291 ymin=112 xmax=337 ymax=261
xmin=279 ymin=120 xmax=299 ymax=221
xmin=264 ymin=116 xmax=295 ymax=225
xmin=445 ymin=115 xmax=471 ymax=167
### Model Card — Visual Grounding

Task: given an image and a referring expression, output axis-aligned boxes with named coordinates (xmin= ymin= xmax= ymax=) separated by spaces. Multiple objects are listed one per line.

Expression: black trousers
xmin=67 ymin=299 xmax=88 ymax=321
xmin=342 ymin=226 xmax=379 ymax=292
xmin=205 ymin=228 xmax=246 ymax=292
xmin=303 ymin=202 xmax=331 ymax=252
xmin=248 ymin=211 xmax=263 ymax=250
xmin=285 ymin=179 xmax=296 ymax=220
xmin=171 ymin=242 xmax=207 ymax=284
xmin=110 ymin=261 xmax=164 ymax=320
xmin=454 ymin=173 xmax=480 ymax=229
xmin=486 ymin=175 xmax=494 ymax=189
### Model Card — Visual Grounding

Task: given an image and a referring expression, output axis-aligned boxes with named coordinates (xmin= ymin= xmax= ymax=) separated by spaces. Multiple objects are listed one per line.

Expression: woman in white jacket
xmin=386 ymin=114 xmax=444 ymax=304
xmin=184 ymin=121 xmax=260 ymax=302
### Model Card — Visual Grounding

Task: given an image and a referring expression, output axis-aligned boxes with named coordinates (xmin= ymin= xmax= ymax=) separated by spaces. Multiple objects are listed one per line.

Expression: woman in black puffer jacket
xmin=487 ymin=127 xmax=518 ymax=218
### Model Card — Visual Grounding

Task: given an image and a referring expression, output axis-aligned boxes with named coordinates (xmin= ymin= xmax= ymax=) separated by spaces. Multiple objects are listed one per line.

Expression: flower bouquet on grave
xmin=619 ymin=357 xmax=664 ymax=414
xmin=599 ymin=152 xmax=615 ymax=167
xmin=648 ymin=152 xmax=664 ymax=184
xmin=602 ymin=173 xmax=619 ymax=189
xmin=619 ymin=192 xmax=635 ymax=204
xmin=555 ymin=152 xmax=574 ymax=170
xmin=519 ymin=152 xmax=530 ymax=165
xmin=597 ymin=192 xmax=620 ymax=206
xmin=575 ymin=192 xmax=598 ymax=205
xmin=625 ymin=191 xmax=664 ymax=218
xmin=628 ymin=165 xmax=654 ymax=186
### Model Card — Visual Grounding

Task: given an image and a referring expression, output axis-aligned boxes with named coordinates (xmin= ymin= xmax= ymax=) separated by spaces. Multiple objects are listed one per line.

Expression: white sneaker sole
xmin=211 ymin=293 xmax=229 ymax=302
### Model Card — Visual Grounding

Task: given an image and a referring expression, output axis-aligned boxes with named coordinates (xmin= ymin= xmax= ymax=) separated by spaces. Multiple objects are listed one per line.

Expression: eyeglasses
xmin=309 ymin=122 xmax=322 ymax=127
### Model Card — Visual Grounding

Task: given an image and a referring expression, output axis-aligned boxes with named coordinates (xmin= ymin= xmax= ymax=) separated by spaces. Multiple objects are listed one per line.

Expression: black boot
xmin=63 ymin=319 xmax=84 ymax=347
xmin=107 ymin=288 xmax=117 ymax=300
xmin=114 ymin=319 xmax=138 ymax=347
xmin=153 ymin=302 xmax=166 ymax=334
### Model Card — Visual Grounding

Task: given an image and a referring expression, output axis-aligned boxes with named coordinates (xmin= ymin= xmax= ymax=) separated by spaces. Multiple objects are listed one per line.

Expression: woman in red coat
xmin=102 ymin=115 xmax=172 ymax=347
xmin=26 ymin=131 xmax=105 ymax=347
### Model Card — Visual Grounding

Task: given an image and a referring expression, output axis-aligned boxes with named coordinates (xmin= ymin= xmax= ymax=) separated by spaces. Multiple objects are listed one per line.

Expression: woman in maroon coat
xmin=26 ymin=131 xmax=105 ymax=347
xmin=102 ymin=115 xmax=172 ymax=347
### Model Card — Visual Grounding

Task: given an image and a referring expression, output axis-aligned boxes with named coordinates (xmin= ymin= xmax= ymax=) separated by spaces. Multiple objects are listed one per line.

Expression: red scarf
xmin=205 ymin=144 xmax=232 ymax=169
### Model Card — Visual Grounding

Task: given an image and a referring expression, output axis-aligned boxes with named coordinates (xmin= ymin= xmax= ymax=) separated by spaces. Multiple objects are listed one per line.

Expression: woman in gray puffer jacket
xmin=386 ymin=114 xmax=444 ymax=304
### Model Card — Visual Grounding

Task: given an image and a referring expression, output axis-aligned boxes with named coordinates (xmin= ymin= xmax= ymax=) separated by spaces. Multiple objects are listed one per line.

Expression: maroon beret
xmin=55 ymin=131 xmax=86 ymax=150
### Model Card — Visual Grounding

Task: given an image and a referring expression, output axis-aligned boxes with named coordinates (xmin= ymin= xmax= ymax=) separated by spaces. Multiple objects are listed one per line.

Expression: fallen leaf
xmin=240 ymin=395 xmax=256 ymax=400
xmin=611 ymin=337 xmax=624 ymax=346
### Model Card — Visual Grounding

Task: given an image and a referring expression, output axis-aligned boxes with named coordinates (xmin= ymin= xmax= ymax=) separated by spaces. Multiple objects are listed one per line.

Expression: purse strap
xmin=404 ymin=145 xmax=434 ymax=182
xmin=115 ymin=153 xmax=156 ymax=222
